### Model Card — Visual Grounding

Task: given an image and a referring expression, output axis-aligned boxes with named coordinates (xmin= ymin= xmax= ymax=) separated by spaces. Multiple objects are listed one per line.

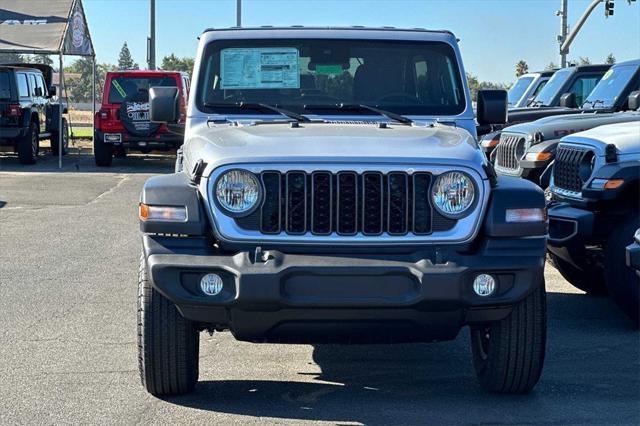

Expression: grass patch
xmin=69 ymin=127 xmax=93 ymax=139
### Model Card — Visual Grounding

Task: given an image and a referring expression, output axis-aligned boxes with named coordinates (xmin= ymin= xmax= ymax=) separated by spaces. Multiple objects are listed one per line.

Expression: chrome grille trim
xmin=495 ymin=133 xmax=526 ymax=175
xmin=203 ymin=163 xmax=490 ymax=246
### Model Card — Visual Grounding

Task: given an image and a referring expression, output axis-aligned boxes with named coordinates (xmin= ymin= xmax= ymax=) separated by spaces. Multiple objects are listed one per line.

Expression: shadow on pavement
xmin=0 ymin=150 xmax=175 ymax=174
xmin=161 ymin=292 xmax=639 ymax=424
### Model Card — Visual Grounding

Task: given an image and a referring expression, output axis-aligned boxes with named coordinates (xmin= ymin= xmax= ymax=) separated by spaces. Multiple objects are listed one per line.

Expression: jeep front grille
xmin=495 ymin=134 xmax=526 ymax=171
xmin=553 ymin=145 xmax=593 ymax=194
xmin=250 ymin=170 xmax=450 ymax=236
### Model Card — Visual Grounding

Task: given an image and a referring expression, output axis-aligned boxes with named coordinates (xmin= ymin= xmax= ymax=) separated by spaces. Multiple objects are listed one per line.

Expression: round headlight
xmin=215 ymin=170 xmax=261 ymax=215
xmin=431 ymin=171 xmax=476 ymax=218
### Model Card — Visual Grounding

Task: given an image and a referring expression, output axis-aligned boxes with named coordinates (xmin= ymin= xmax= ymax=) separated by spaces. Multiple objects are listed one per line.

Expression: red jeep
xmin=94 ymin=70 xmax=189 ymax=166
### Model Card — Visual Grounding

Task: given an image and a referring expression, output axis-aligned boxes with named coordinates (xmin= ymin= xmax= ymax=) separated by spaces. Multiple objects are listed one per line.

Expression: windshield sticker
xmin=315 ymin=64 xmax=343 ymax=75
xmin=111 ymin=80 xmax=127 ymax=98
xmin=601 ymin=69 xmax=614 ymax=80
xmin=220 ymin=48 xmax=300 ymax=89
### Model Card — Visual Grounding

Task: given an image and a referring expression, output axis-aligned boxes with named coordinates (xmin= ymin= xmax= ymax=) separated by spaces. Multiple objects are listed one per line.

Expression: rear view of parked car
xmin=0 ymin=64 xmax=68 ymax=164
xmin=94 ymin=70 xmax=190 ymax=166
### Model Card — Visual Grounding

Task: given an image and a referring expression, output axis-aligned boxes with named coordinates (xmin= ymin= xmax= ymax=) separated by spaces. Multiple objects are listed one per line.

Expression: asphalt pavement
xmin=0 ymin=152 xmax=638 ymax=425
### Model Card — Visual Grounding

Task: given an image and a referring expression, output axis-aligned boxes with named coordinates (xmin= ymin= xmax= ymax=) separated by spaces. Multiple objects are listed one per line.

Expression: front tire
xmin=137 ymin=254 xmax=199 ymax=396
xmin=547 ymin=252 xmax=607 ymax=295
xmin=18 ymin=122 xmax=38 ymax=165
xmin=604 ymin=216 xmax=640 ymax=326
xmin=470 ymin=279 xmax=546 ymax=394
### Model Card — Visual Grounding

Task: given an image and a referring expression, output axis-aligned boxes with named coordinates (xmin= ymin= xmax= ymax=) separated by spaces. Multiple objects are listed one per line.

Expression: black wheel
xmin=137 ymin=253 xmax=199 ymax=396
xmin=50 ymin=118 xmax=69 ymax=156
xmin=471 ymin=279 xmax=547 ymax=394
xmin=93 ymin=132 xmax=113 ymax=167
xmin=18 ymin=122 xmax=38 ymax=165
xmin=603 ymin=216 xmax=640 ymax=326
xmin=547 ymin=252 xmax=607 ymax=295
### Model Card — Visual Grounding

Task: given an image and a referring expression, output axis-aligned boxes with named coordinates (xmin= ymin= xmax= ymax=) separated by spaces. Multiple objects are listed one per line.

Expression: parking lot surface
xmin=1 ymin=153 xmax=638 ymax=425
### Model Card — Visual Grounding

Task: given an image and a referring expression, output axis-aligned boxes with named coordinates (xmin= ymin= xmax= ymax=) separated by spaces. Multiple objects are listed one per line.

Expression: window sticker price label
xmin=220 ymin=47 xmax=300 ymax=89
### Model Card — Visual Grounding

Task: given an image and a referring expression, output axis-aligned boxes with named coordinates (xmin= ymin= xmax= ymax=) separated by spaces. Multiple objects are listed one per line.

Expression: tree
xmin=515 ymin=60 xmax=529 ymax=77
xmin=65 ymin=58 xmax=115 ymax=103
xmin=117 ymin=42 xmax=138 ymax=70
xmin=545 ymin=62 xmax=558 ymax=71
xmin=161 ymin=54 xmax=195 ymax=77
xmin=0 ymin=52 xmax=24 ymax=64
xmin=578 ymin=57 xmax=592 ymax=65
xmin=30 ymin=54 xmax=54 ymax=66
xmin=466 ymin=72 xmax=509 ymax=100
xmin=605 ymin=53 xmax=616 ymax=65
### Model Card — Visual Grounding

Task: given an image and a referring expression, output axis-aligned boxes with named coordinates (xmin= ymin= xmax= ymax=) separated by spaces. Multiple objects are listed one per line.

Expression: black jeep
xmin=0 ymin=64 xmax=69 ymax=164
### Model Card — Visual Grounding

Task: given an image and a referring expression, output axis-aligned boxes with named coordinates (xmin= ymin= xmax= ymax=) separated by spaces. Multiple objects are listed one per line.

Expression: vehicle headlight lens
xmin=215 ymin=170 xmax=261 ymax=215
xmin=431 ymin=171 xmax=476 ymax=218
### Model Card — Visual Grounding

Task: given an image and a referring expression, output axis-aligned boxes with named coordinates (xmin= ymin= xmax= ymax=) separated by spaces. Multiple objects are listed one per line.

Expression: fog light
xmin=473 ymin=274 xmax=496 ymax=297
xmin=200 ymin=273 xmax=223 ymax=296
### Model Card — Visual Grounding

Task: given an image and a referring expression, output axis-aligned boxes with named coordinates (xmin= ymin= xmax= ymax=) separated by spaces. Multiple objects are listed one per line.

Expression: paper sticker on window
xmin=220 ymin=48 xmax=300 ymax=89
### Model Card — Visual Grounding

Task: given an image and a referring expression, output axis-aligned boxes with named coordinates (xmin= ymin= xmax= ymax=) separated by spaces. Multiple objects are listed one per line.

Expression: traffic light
xmin=605 ymin=0 xmax=615 ymax=17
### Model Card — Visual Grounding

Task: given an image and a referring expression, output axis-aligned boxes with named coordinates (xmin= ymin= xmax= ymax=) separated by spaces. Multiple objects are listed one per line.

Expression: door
xmin=28 ymin=73 xmax=47 ymax=134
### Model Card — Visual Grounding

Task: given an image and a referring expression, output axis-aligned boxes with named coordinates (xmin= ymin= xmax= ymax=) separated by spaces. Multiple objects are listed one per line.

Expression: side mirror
xmin=627 ymin=90 xmax=640 ymax=111
xmin=477 ymin=89 xmax=508 ymax=126
xmin=48 ymin=86 xmax=57 ymax=97
xmin=149 ymin=86 xmax=179 ymax=123
xmin=559 ymin=92 xmax=577 ymax=108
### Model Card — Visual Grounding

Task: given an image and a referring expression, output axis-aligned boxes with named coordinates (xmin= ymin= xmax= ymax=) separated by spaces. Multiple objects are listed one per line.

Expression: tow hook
xmin=253 ymin=246 xmax=272 ymax=264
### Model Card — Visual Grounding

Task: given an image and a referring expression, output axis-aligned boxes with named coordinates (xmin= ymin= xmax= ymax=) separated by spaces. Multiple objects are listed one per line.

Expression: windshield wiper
xmin=203 ymin=101 xmax=310 ymax=122
xmin=304 ymin=103 xmax=413 ymax=125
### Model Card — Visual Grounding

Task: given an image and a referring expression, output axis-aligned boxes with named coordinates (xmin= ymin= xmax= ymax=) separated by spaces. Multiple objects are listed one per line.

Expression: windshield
xmin=531 ymin=67 xmax=574 ymax=106
xmin=196 ymin=39 xmax=466 ymax=116
xmin=0 ymin=72 xmax=10 ymax=99
xmin=508 ymin=76 xmax=534 ymax=105
xmin=583 ymin=64 xmax=640 ymax=109
xmin=107 ymin=76 xmax=178 ymax=103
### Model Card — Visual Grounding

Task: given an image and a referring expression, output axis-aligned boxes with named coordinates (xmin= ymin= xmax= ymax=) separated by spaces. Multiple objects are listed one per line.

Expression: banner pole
xmin=59 ymin=54 xmax=64 ymax=169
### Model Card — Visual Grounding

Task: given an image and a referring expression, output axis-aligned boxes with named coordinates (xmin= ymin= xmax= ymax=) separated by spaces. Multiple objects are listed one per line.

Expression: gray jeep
xmin=547 ymin=121 xmax=640 ymax=324
xmin=137 ymin=27 xmax=548 ymax=396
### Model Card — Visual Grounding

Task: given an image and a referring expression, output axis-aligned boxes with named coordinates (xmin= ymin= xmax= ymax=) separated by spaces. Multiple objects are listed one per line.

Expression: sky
xmin=83 ymin=0 xmax=640 ymax=84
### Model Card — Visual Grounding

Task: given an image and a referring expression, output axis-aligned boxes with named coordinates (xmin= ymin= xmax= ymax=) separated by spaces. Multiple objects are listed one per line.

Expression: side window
xmin=28 ymin=74 xmax=38 ymax=97
xmin=532 ymin=80 xmax=548 ymax=98
xmin=17 ymin=73 xmax=29 ymax=97
xmin=36 ymin=74 xmax=48 ymax=97
xmin=569 ymin=75 xmax=601 ymax=106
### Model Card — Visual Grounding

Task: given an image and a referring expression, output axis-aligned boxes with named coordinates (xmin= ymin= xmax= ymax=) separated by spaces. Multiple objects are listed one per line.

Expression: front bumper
xmin=142 ymin=234 xmax=546 ymax=343
xmin=547 ymin=202 xmax=596 ymax=266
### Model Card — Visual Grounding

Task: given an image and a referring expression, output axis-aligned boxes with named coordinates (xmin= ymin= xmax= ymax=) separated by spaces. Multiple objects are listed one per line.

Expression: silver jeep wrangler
xmin=138 ymin=27 xmax=548 ymax=396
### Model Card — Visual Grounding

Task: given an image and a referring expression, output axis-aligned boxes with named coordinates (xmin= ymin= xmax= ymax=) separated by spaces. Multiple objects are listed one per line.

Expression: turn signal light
xmin=8 ymin=104 xmax=21 ymax=117
xmin=590 ymin=178 xmax=624 ymax=190
xmin=505 ymin=208 xmax=546 ymax=223
xmin=524 ymin=152 xmax=553 ymax=161
xmin=139 ymin=203 xmax=187 ymax=222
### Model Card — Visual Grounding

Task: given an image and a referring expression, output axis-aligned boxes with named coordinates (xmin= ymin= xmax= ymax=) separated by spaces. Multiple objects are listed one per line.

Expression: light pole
xmin=557 ymin=0 xmax=568 ymax=68
xmin=148 ymin=0 xmax=156 ymax=70
xmin=236 ymin=0 xmax=242 ymax=27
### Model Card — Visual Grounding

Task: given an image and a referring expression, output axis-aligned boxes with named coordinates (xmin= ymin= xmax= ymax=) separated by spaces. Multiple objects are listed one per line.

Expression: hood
xmin=561 ymin=121 xmax=640 ymax=155
xmin=501 ymin=111 xmax=640 ymax=140
xmin=183 ymin=120 xmax=486 ymax=175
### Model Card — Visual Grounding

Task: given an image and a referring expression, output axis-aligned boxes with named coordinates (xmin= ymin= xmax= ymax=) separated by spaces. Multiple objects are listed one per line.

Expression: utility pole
xmin=236 ymin=0 xmax=242 ymax=27
xmin=557 ymin=0 xmax=568 ymax=68
xmin=148 ymin=0 xmax=156 ymax=70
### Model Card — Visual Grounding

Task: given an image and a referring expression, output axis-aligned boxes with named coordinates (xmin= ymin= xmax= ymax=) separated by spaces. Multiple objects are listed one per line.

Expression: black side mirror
xmin=627 ymin=90 xmax=640 ymax=111
xmin=34 ymin=87 xmax=42 ymax=97
xmin=560 ymin=92 xmax=577 ymax=108
xmin=48 ymin=86 xmax=56 ymax=97
xmin=149 ymin=86 xmax=179 ymax=123
xmin=477 ymin=89 xmax=508 ymax=126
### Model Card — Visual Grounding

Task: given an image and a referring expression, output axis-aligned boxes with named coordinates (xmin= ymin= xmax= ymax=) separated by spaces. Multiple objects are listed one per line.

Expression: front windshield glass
xmin=196 ymin=39 xmax=466 ymax=116
xmin=582 ymin=64 xmax=639 ymax=109
xmin=0 ymin=72 xmax=10 ymax=99
xmin=531 ymin=67 xmax=574 ymax=106
xmin=508 ymin=76 xmax=534 ymax=106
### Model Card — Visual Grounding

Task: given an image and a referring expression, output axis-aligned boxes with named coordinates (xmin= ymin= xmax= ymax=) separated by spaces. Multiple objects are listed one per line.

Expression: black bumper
xmin=142 ymin=234 xmax=546 ymax=343
xmin=95 ymin=130 xmax=182 ymax=150
xmin=627 ymin=240 xmax=640 ymax=276
xmin=0 ymin=126 xmax=26 ymax=143
xmin=547 ymin=202 xmax=595 ymax=265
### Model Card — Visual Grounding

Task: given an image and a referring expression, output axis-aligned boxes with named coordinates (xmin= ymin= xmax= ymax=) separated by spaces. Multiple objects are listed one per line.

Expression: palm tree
xmin=515 ymin=60 xmax=529 ymax=77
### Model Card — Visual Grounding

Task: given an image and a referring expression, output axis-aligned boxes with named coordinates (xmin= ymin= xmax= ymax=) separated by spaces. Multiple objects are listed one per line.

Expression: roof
xmin=0 ymin=0 xmax=94 ymax=56
xmin=105 ymin=70 xmax=189 ymax=76
xmin=199 ymin=26 xmax=458 ymax=43
xmin=612 ymin=59 xmax=640 ymax=67
xmin=567 ymin=64 xmax=611 ymax=72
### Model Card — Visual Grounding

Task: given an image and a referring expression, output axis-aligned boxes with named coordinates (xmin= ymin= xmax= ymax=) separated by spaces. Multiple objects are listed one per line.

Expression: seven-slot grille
xmin=553 ymin=145 xmax=592 ymax=193
xmin=256 ymin=171 xmax=437 ymax=236
xmin=495 ymin=134 xmax=526 ymax=170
